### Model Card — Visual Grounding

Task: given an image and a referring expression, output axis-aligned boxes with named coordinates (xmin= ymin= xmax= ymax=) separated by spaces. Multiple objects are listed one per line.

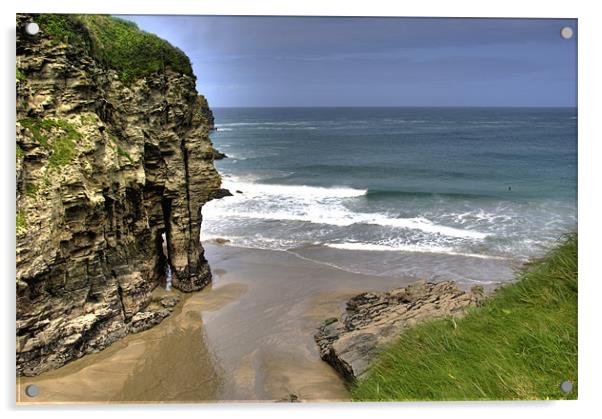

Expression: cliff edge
xmin=16 ymin=14 xmax=224 ymax=376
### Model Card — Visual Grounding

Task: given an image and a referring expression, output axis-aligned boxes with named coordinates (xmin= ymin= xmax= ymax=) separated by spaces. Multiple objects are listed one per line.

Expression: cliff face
xmin=16 ymin=14 xmax=224 ymax=376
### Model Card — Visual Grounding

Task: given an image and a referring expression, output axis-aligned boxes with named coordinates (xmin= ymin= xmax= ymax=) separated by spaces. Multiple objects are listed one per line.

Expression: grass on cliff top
xmin=351 ymin=233 xmax=577 ymax=401
xmin=35 ymin=14 xmax=193 ymax=83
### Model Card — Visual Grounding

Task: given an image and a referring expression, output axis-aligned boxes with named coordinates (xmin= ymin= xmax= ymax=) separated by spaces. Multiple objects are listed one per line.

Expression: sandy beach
xmin=18 ymin=243 xmax=444 ymax=403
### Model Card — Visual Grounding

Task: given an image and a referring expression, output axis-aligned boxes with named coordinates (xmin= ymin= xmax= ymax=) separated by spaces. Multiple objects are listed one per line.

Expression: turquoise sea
xmin=202 ymin=107 xmax=577 ymax=285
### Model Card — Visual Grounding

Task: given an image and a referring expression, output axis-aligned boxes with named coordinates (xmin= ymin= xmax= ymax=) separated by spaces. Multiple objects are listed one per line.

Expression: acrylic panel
xmin=15 ymin=14 xmax=577 ymax=403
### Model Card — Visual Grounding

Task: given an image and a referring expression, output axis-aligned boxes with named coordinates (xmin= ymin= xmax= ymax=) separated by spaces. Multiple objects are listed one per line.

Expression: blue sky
xmin=121 ymin=16 xmax=577 ymax=107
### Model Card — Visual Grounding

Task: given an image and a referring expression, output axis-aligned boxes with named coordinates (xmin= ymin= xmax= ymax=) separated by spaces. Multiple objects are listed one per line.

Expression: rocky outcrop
xmin=197 ymin=95 xmax=215 ymax=129
xmin=127 ymin=295 xmax=181 ymax=334
xmin=211 ymin=149 xmax=227 ymax=160
xmin=315 ymin=281 xmax=484 ymax=381
xmin=16 ymin=14 xmax=224 ymax=376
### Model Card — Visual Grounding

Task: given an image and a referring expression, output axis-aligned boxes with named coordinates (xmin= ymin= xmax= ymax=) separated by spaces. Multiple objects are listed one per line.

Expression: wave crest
xmin=206 ymin=178 xmax=487 ymax=239
xmin=221 ymin=178 xmax=367 ymax=199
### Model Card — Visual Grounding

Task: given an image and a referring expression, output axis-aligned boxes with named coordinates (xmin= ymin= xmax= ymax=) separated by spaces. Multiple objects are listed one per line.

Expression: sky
xmin=121 ymin=16 xmax=577 ymax=107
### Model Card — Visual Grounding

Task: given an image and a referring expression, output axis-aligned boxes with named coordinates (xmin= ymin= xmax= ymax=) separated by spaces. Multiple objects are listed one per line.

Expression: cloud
xmin=119 ymin=15 xmax=576 ymax=107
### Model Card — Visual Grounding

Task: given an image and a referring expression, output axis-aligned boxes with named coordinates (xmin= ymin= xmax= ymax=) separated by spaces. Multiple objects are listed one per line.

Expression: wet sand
xmin=18 ymin=244 xmax=429 ymax=403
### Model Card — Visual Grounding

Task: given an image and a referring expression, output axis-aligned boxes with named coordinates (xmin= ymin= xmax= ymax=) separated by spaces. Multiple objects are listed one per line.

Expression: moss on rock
xmin=19 ymin=117 xmax=81 ymax=169
xmin=16 ymin=210 xmax=26 ymax=234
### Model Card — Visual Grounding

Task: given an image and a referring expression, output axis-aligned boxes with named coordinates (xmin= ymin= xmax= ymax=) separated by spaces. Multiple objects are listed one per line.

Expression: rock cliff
xmin=315 ymin=281 xmax=484 ymax=381
xmin=16 ymin=14 xmax=225 ymax=376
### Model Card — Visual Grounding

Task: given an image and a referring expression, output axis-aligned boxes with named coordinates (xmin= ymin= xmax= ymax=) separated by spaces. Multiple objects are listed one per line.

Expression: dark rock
xmin=16 ymin=13 xmax=223 ymax=376
xmin=276 ymin=393 xmax=301 ymax=403
xmin=159 ymin=295 xmax=180 ymax=309
xmin=210 ymin=188 xmax=233 ymax=199
xmin=211 ymin=149 xmax=227 ymax=160
xmin=197 ymin=94 xmax=215 ymax=129
xmin=314 ymin=281 xmax=485 ymax=381
xmin=323 ymin=317 xmax=338 ymax=326
xmin=214 ymin=238 xmax=231 ymax=245
xmin=128 ymin=309 xmax=170 ymax=334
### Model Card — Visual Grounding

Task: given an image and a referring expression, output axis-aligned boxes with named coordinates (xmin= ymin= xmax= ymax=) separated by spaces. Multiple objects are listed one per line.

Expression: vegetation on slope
xmin=35 ymin=14 xmax=193 ymax=83
xmin=16 ymin=67 xmax=26 ymax=83
xmin=18 ymin=118 xmax=81 ymax=169
xmin=16 ymin=210 xmax=26 ymax=234
xmin=352 ymin=233 xmax=578 ymax=401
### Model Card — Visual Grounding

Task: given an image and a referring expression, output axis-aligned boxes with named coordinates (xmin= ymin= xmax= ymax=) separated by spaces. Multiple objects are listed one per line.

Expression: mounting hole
xmin=24 ymin=22 xmax=40 ymax=36
xmin=25 ymin=384 xmax=39 ymax=398
xmin=560 ymin=26 xmax=574 ymax=40
xmin=560 ymin=380 xmax=573 ymax=394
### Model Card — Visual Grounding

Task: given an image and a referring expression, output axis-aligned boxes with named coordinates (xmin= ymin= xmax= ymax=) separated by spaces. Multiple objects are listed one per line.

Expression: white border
xmin=2 ymin=1 xmax=600 ymax=418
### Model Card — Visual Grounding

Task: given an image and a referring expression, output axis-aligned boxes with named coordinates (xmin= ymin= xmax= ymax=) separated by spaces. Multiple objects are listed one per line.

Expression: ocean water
xmin=201 ymin=107 xmax=577 ymax=284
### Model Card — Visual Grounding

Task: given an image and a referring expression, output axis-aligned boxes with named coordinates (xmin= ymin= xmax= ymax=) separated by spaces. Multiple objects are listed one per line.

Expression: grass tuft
xmin=16 ymin=67 xmax=26 ymax=83
xmin=47 ymin=135 xmax=76 ymax=168
xmin=16 ymin=210 xmax=26 ymax=234
xmin=19 ymin=117 xmax=82 ymax=169
xmin=25 ymin=183 xmax=39 ymax=197
xmin=351 ymin=233 xmax=577 ymax=401
xmin=115 ymin=145 xmax=134 ymax=163
xmin=79 ymin=113 xmax=97 ymax=125
xmin=107 ymin=135 xmax=134 ymax=163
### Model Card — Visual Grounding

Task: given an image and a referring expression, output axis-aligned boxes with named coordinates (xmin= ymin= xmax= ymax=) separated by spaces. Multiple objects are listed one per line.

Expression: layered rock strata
xmin=315 ymin=281 xmax=485 ymax=381
xmin=16 ymin=14 xmax=224 ymax=376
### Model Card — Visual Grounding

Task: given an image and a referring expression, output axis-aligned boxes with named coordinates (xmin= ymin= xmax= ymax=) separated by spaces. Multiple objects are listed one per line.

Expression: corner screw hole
xmin=24 ymin=22 xmax=40 ymax=36
xmin=560 ymin=27 xmax=574 ymax=40
xmin=25 ymin=384 xmax=39 ymax=398
xmin=560 ymin=380 xmax=573 ymax=394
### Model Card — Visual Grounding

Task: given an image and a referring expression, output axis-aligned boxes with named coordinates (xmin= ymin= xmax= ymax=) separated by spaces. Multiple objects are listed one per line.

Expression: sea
xmin=201 ymin=107 xmax=577 ymax=285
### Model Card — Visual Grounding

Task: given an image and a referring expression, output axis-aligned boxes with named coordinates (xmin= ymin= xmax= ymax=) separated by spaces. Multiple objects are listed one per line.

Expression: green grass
xmin=25 ymin=183 xmax=38 ymax=197
xmin=79 ymin=113 xmax=97 ymax=125
xmin=35 ymin=14 xmax=193 ymax=83
xmin=19 ymin=117 xmax=81 ymax=169
xmin=47 ymin=135 xmax=76 ymax=168
xmin=16 ymin=210 xmax=26 ymax=234
xmin=107 ymin=135 xmax=134 ymax=163
xmin=36 ymin=14 xmax=89 ymax=48
xmin=351 ymin=233 xmax=577 ymax=401
xmin=16 ymin=67 xmax=25 ymax=83
xmin=115 ymin=145 xmax=134 ymax=163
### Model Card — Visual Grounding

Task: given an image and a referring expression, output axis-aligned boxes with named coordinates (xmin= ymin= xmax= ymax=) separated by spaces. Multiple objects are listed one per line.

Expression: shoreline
xmin=205 ymin=239 xmax=515 ymax=290
xmin=17 ymin=242 xmax=513 ymax=402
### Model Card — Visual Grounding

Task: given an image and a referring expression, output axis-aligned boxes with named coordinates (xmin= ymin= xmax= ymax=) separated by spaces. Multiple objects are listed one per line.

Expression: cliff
xmin=16 ymin=14 xmax=225 ymax=376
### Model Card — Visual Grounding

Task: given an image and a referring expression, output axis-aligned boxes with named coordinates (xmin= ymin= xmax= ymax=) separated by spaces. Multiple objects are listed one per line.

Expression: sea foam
xmin=325 ymin=242 xmax=507 ymax=259
xmin=221 ymin=178 xmax=367 ymax=199
xmin=204 ymin=178 xmax=488 ymax=239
